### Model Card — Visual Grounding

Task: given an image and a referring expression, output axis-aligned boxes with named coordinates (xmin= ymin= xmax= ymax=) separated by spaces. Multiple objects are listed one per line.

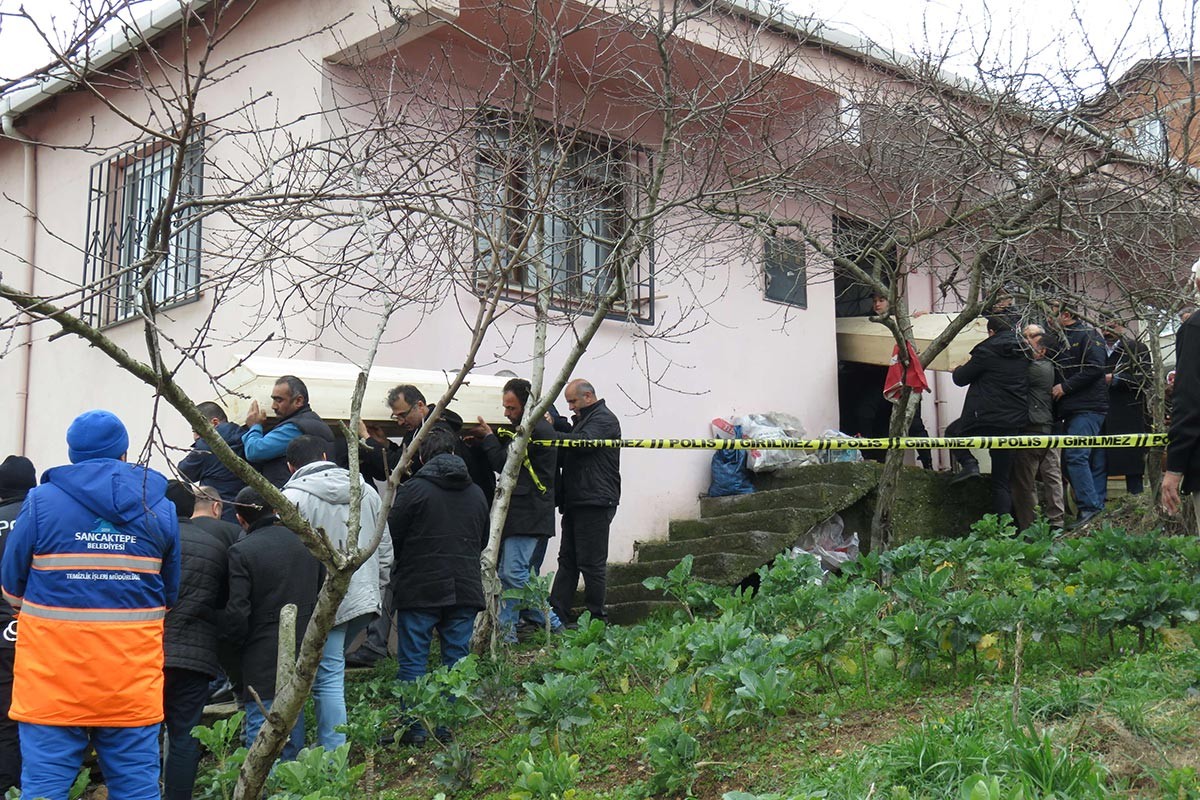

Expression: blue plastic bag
xmin=707 ymin=425 xmax=755 ymax=497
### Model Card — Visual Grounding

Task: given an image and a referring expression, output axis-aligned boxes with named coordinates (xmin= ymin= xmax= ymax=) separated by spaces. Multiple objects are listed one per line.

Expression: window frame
xmin=831 ymin=214 xmax=898 ymax=318
xmin=473 ymin=113 xmax=654 ymax=324
xmin=82 ymin=125 xmax=205 ymax=327
xmin=762 ymin=234 xmax=808 ymax=309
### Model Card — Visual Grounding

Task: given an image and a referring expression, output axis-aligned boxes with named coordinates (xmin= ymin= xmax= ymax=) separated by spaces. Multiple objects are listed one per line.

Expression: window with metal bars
xmin=82 ymin=129 xmax=204 ymax=326
xmin=474 ymin=115 xmax=653 ymax=323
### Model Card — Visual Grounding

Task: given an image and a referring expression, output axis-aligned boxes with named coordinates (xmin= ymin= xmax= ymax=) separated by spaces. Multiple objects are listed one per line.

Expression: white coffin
xmin=221 ymin=356 xmax=511 ymax=426
xmin=835 ymin=313 xmax=989 ymax=371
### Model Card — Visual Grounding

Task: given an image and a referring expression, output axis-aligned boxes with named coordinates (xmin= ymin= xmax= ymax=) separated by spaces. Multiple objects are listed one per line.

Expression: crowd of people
xmin=0 ymin=374 xmax=622 ymax=798
xmin=942 ymin=299 xmax=1152 ymax=529
xmin=0 ymin=309 xmax=1178 ymax=797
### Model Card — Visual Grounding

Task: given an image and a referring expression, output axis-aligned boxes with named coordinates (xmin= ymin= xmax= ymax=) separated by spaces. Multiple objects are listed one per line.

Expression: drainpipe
xmin=2 ymin=112 xmax=36 ymax=457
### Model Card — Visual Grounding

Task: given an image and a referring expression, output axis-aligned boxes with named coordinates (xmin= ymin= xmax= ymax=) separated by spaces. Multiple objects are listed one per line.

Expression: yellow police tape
xmin=531 ymin=433 xmax=1168 ymax=450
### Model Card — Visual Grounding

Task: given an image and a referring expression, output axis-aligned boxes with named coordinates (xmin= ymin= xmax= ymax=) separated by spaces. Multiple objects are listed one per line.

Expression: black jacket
xmin=557 ymin=399 xmax=621 ymax=508
xmin=1168 ymin=312 xmax=1200 ymax=492
xmin=164 ymin=517 xmax=233 ymax=677
xmin=254 ymin=406 xmax=336 ymax=488
xmin=190 ymin=515 xmax=242 ymax=549
xmin=1052 ymin=321 xmax=1109 ymax=417
xmin=0 ymin=493 xmax=28 ymax=649
xmin=481 ymin=418 xmax=557 ymax=539
xmin=1103 ymin=337 xmax=1150 ymax=475
xmin=221 ymin=516 xmax=323 ymax=701
xmin=952 ymin=331 xmax=1030 ymax=435
xmin=177 ymin=421 xmax=246 ymax=523
xmin=388 ymin=454 xmax=487 ymax=611
xmin=362 ymin=409 xmax=496 ymax=503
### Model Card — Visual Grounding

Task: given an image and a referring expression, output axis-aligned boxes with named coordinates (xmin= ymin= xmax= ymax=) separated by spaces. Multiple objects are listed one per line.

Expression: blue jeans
xmin=313 ymin=614 xmax=372 ymax=750
xmin=20 ymin=722 xmax=160 ymax=800
xmin=395 ymin=607 xmax=475 ymax=683
xmin=1063 ymin=412 xmax=1105 ymax=514
xmin=499 ymin=536 xmax=561 ymax=636
xmin=244 ymin=699 xmax=305 ymax=761
xmin=1091 ymin=446 xmax=1108 ymax=505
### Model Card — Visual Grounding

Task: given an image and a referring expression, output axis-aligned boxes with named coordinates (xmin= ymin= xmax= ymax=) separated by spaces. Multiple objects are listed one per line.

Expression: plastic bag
xmin=790 ymin=513 xmax=860 ymax=573
xmin=818 ymin=429 xmax=863 ymax=464
xmin=735 ymin=412 xmax=819 ymax=472
xmin=707 ymin=423 xmax=755 ymax=497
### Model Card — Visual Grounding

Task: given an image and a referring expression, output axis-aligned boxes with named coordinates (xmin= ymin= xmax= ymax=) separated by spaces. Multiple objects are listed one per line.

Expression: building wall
xmin=0 ymin=0 xmax=973 ymax=564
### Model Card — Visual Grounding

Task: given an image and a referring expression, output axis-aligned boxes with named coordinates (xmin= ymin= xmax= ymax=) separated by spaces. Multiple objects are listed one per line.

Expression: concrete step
xmin=635 ymin=529 xmax=795 ymax=564
xmin=749 ymin=460 xmax=882 ymax=493
xmin=606 ymin=599 xmax=682 ymax=625
xmin=603 ymin=581 xmax=676 ymax=604
xmin=608 ymin=551 xmax=770 ymax=589
xmin=668 ymin=506 xmax=833 ymax=542
xmin=699 ymin=483 xmax=845 ymax=518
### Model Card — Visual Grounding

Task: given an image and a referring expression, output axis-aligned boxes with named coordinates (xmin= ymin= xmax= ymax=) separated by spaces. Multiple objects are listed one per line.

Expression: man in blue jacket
xmin=1 ymin=410 xmax=180 ymax=800
xmin=241 ymin=376 xmax=335 ymax=487
xmin=177 ymin=401 xmax=245 ymax=523
xmin=0 ymin=455 xmax=35 ymax=793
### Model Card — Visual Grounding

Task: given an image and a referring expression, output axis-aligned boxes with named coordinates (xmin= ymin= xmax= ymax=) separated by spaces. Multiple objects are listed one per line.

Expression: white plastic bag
xmin=734 ymin=412 xmax=818 ymax=472
xmin=790 ymin=513 xmax=860 ymax=573
xmin=818 ymin=429 xmax=863 ymax=464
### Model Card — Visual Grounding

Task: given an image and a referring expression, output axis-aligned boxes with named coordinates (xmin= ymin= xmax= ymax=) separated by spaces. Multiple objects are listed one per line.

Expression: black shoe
xmin=379 ymin=724 xmax=428 ymax=748
xmin=950 ymin=462 xmax=981 ymax=485
xmin=345 ymin=650 xmax=382 ymax=669
xmin=433 ymin=726 xmax=454 ymax=743
xmin=1069 ymin=509 xmax=1101 ymax=530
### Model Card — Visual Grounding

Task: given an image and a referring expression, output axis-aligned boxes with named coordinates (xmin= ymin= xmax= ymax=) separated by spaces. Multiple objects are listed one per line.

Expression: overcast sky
xmin=0 ymin=0 xmax=1195 ymax=92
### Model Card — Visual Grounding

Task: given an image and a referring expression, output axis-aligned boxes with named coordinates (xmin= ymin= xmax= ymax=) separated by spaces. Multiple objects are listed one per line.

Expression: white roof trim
xmin=1 ymin=0 xmax=217 ymax=121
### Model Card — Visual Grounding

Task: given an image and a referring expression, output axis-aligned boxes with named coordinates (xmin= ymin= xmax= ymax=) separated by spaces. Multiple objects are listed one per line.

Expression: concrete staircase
xmin=599 ymin=461 xmax=881 ymax=623
xmin=593 ymin=460 xmax=992 ymax=624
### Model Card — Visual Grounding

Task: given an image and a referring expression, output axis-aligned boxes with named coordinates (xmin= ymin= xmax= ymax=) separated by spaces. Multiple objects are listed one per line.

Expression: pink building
xmin=0 ymin=0 xmax=988 ymax=563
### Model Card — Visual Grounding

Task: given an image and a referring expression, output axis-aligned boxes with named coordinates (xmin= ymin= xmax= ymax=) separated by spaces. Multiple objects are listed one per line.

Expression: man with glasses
xmin=347 ymin=384 xmax=493 ymax=668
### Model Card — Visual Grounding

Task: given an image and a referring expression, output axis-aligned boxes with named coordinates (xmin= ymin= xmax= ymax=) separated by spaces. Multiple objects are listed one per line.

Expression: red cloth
xmin=883 ymin=341 xmax=930 ymax=402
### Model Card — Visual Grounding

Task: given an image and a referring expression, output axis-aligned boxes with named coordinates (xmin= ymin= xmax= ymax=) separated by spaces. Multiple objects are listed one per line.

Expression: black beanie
xmin=0 ymin=456 xmax=36 ymax=495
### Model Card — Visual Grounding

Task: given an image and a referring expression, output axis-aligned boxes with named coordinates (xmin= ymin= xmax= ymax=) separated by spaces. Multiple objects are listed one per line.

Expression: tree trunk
xmin=869 ymin=387 xmax=920 ymax=553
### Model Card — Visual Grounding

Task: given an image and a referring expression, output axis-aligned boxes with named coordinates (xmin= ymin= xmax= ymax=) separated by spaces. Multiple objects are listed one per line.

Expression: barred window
xmin=475 ymin=116 xmax=653 ymax=322
xmin=83 ymin=130 xmax=204 ymax=326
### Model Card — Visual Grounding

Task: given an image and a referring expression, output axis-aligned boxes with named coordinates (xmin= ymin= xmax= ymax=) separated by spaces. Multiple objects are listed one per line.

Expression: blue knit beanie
xmin=66 ymin=410 xmax=130 ymax=463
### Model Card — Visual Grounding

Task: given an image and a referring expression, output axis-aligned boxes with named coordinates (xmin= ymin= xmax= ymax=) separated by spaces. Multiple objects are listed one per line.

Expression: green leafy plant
xmin=432 ymin=741 xmax=475 ymax=794
xmin=643 ymin=717 xmax=699 ymax=796
xmin=192 ymin=711 xmax=249 ymax=800
xmin=502 ymin=570 xmax=558 ymax=638
xmin=267 ymin=744 xmax=365 ymax=799
xmin=514 ymin=672 xmax=599 ymax=751
xmin=508 ymin=749 xmax=580 ymax=800
xmin=960 ymin=774 xmax=1027 ymax=800
xmin=643 ymin=555 xmax=722 ymax=621
xmin=338 ymin=699 xmax=397 ymax=798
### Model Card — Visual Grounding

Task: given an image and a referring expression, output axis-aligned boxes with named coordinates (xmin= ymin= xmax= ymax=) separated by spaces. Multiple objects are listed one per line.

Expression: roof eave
xmin=1 ymin=0 xmax=218 ymax=122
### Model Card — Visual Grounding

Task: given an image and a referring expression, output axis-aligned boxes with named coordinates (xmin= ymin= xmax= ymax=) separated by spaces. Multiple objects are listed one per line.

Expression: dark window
xmin=83 ymin=128 xmax=204 ymax=326
xmin=832 ymin=214 xmax=898 ymax=317
xmin=763 ymin=236 xmax=807 ymax=308
xmin=475 ymin=115 xmax=653 ymax=322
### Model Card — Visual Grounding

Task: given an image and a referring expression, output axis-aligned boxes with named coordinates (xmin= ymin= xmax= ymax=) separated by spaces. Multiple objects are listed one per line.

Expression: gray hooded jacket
xmin=283 ymin=461 xmax=393 ymax=626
